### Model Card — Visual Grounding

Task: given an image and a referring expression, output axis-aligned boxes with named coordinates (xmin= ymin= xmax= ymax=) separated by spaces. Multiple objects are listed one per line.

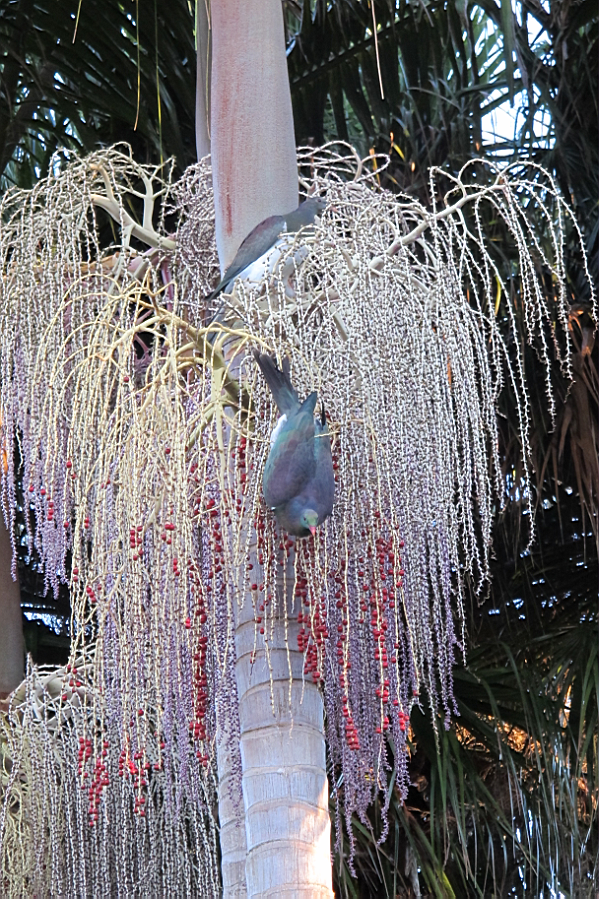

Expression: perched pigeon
xmin=206 ymin=196 xmax=326 ymax=307
xmin=253 ymin=351 xmax=335 ymax=537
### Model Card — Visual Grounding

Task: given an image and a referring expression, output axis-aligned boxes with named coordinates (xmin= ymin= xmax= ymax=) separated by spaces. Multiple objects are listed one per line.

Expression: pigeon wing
xmin=206 ymin=215 xmax=286 ymax=302
xmin=263 ymin=392 xmax=318 ymax=509
xmin=273 ymin=411 xmax=334 ymax=534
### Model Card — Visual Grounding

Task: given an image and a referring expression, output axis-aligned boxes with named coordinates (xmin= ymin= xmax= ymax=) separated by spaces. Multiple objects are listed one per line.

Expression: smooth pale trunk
xmin=210 ymin=0 xmax=298 ymax=272
xmin=209 ymin=2 xmax=332 ymax=892
xmin=0 ymin=517 xmax=24 ymax=700
xmin=218 ymin=554 xmax=332 ymax=898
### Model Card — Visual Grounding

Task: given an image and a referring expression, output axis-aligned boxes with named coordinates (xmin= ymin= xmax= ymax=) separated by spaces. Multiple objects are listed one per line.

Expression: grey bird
xmin=206 ymin=196 xmax=326 ymax=307
xmin=253 ymin=351 xmax=335 ymax=537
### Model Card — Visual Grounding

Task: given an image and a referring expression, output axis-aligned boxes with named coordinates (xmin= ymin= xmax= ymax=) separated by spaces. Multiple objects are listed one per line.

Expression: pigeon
xmin=206 ymin=196 xmax=326 ymax=309
xmin=253 ymin=351 xmax=335 ymax=537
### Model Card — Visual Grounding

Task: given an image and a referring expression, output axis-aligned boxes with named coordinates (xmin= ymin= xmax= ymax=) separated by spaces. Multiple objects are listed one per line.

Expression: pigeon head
xmin=301 ymin=509 xmax=319 ymax=536
xmin=284 ymin=196 xmax=327 ymax=231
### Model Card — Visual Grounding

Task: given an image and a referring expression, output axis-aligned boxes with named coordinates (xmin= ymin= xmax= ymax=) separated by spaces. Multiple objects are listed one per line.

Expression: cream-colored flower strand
xmin=0 ymin=144 xmax=592 ymax=891
xmin=180 ymin=146 xmax=593 ymax=839
xmin=0 ymin=149 xmax=221 ymax=896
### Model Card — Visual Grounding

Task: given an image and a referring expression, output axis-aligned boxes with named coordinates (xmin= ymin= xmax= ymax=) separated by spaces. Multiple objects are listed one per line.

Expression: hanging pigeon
xmin=253 ymin=351 xmax=335 ymax=537
xmin=206 ymin=196 xmax=326 ymax=308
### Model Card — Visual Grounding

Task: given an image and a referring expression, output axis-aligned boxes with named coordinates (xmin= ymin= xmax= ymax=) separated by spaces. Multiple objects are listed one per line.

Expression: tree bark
xmin=208 ymin=2 xmax=333 ymax=893
xmin=219 ymin=553 xmax=332 ymax=898
xmin=210 ymin=0 xmax=298 ymax=271
xmin=0 ymin=517 xmax=24 ymax=700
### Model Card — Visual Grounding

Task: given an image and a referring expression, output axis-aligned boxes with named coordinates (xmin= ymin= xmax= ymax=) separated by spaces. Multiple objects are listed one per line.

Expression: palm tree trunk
xmin=217 ymin=552 xmax=333 ymax=897
xmin=209 ymin=4 xmax=333 ymax=891
xmin=220 ymin=553 xmax=332 ymax=897
xmin=210 ymin=0 xmax=298 ymax=271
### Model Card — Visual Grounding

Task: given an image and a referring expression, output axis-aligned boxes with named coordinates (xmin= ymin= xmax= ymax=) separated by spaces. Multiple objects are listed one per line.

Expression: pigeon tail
xmin=253 ymin=351 xmax=299 ymax=415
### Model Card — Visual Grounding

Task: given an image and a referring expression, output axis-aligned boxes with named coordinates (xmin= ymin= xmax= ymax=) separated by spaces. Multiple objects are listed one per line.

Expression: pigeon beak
xmin=309 ymin=525 xmax=317 ymax=536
